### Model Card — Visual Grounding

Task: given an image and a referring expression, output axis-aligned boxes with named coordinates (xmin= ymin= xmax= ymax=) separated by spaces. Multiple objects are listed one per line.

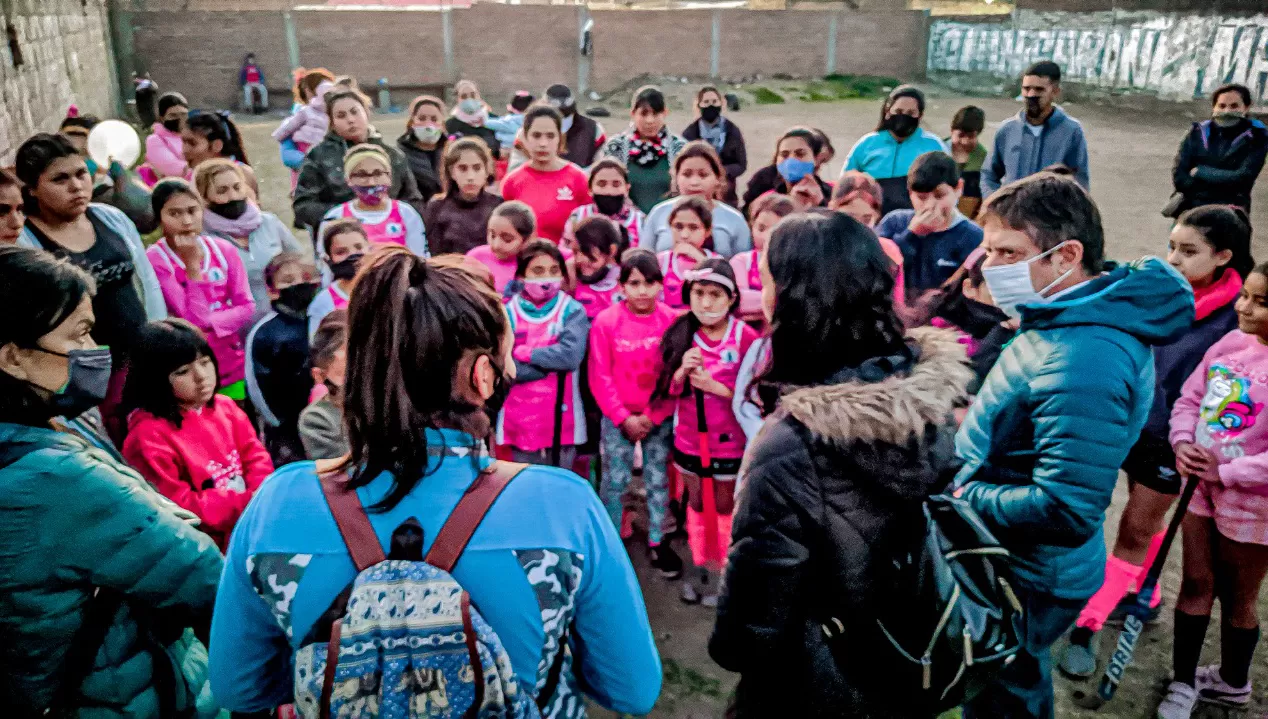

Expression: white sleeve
xmin=402 ymin=203 xmax=429 ymax=258
xmin=732 ymin=338 xmax=767 ymax=442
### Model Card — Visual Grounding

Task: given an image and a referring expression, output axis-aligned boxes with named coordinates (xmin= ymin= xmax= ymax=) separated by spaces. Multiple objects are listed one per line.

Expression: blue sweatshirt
xmin=876 ymin=209 xmax=983 ymax=292
xmin=209 ymin=428 xmax=661 ymax=715
xmin=981 ymin=106 xmax=1090 ymax=195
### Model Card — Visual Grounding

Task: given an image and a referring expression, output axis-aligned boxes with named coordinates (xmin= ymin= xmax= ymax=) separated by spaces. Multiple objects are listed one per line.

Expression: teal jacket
xmin=954 ymin=258 xmax=1194 ymax=600
xmin=0 ymin=423 xmax=225 ymax=717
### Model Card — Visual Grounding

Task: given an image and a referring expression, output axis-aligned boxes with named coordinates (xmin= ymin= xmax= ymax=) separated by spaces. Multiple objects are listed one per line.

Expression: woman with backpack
xmin=708 ymin=210 xmax=970 ymax=717
xmin=208 ymin=246 xmax=661 ymax=717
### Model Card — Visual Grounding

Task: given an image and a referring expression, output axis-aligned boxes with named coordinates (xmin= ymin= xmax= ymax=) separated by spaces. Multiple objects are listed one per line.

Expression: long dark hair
xmin=15 ymin=133 xmax=84 ymax=216
xmin=122 ymin=319 xmax=219 ymax=429
xmin=342 ymin=246 xmax=509 ymax=510
xmin=1176 ymin=205 xmax=1256 ymax=282
xmin=654 ymin=257 xmax=738 ymax=400
xmin=0 ymin=246 xmax=95 ymax=425
xmin=757 ymin=210 xmax=908 ymax=410
xmin=186 ymin=110 xmax=251 ymax=166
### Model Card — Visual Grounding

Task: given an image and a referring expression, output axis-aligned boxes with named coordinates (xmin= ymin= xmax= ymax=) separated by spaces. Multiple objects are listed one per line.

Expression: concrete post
xmin=826 ymin=13 xmax=838 ymax=75
xmin=577 ymin=5 xmax=590 ymax=96
xmin=283 ymin=11 xmax=301 ymax=72
xmin=106 ymin=0 xmax=136 ymax=119
xmin=710 ymin=10 xmax=721 ymax=80
xmin=442 ymin=7 xmax=456 ymax=83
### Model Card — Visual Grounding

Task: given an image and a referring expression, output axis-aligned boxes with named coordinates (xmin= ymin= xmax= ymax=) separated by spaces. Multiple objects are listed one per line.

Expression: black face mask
xmin=274 ymin=281 xmax=320 ymax=315
xmin=593 ymin=193 xmax=625 ymax=217
xmin=210 ymin=199 xmax=248 ymax=220
xmin=26 ymin=346 xmax=113 ymax=419
xmin=885 ymin=114 xmax=919 ymax=138
xmin=330 ymin=253 xmax=364 ymax=282
xmin=162 ymin=118 xmax=183 ymax=133
xmin=699 ymin=106 xmax=722 ymax=124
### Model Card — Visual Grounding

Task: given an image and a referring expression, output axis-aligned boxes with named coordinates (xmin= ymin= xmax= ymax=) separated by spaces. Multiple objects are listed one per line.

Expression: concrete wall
xmin=126 ymin=5 xmax=929 ymax=110
xmin=928 ymin=9 xmax=1268 ymax=107
xmin=0 ymin=0 xmax=119 ymax=163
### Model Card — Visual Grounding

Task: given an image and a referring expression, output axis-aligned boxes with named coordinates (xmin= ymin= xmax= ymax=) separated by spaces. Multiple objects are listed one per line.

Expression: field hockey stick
xmin=1072 ymin=473 xmax=1201 ymax=710
xmin=695 ymin=388 xmax=721 ymax=565
xmin=551 ymin=372 xmax=566 ymax=467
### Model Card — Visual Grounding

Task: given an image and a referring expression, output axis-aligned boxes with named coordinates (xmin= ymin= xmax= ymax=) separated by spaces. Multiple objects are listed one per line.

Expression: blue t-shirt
xmin=877 ymin=209 xmax=984 ymax=292
xmin=208 ymin=428 xmax=661 ymax=716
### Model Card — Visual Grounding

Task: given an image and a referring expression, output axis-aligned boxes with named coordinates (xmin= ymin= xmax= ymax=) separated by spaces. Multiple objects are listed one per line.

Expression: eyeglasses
xmin=350 ymin=170 xmax=390 ymax=182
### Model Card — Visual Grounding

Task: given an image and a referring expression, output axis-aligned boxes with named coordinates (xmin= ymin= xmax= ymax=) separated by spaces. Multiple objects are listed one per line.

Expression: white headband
xmin=683 ymin=268 xmax=735 ymax=293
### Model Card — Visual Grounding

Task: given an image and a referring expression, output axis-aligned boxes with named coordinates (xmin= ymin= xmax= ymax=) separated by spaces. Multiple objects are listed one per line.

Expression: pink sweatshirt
xmin=123 ymin=395 xmax=274 ymax=549
xmin=466 ymin=244 xmax=518 ymax=296
xmin=588 ymin=300 xmax=679 ymax=427
xmin=147 ymin=235 xmax=256 ymax=386
xmin=143 ymin=123 xmax=188 ymax=181
xmin=1171 ymin=329 xmax=1268 ymax=543
xmin=729 ymin=250 xmax=763 ymax=318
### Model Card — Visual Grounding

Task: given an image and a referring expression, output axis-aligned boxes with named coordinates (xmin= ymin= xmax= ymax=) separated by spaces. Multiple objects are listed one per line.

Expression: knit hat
xmin=343 ymin=143 xmax=392 ymax=177
xmin=508 ymin=91 xmax=534 ymax=113
xmin=157 ymin=92 xmax=188 ymax=117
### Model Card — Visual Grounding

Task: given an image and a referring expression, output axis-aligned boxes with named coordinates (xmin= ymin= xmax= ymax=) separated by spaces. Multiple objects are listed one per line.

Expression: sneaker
xmin=1155 ymin=681 xmax=1198 ymax=719
xmin=1058 ymin=628 xmax=1100 ymax=679
xmin=649 ymin=544 xmax=683 ymax=580
xmin=1195 ymin=664 xmax=1252 ymax=706
xmin=1106 ymin=593 xmax=1164 ymax=626
xmin=679 ymin=581 xmax=701 ymax=605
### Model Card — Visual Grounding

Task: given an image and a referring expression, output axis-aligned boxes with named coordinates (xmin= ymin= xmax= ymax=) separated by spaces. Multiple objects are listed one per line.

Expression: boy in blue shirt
xmin=875 ymin=150 xmax=984 ymax=299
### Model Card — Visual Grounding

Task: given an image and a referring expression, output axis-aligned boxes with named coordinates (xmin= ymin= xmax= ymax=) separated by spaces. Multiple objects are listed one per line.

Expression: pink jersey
xmin=729 ymin=250 xmax=763 ymax=318
xmin=341 ymin=200 xmax=407 ymax=246
xmin=466 ymin=245 xmax=519 ymax=296
xmin=497 ymin=295 xmax=587 ymax=452
xmin=658 ymin=248 xmax=721 ymax=311
xmin=588 ymin=300 xmax=678 ymax=426
xmin=572 ymin=265 xmax=623 ymax=319
xmin=672 ymin=317 xmax=759 ymax=460
xmin=1171 ymin=329 xmax=1268 ymax=545
xmin=562 ymin=202 xmax=646 ymax=250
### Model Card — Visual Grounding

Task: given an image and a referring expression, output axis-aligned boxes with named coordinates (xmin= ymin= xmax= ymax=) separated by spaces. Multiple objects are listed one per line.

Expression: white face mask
xmin=981 ymin=241 xmax=1073 ymax=319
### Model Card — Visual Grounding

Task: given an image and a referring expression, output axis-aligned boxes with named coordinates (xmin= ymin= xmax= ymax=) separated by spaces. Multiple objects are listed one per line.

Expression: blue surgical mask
xmin=459 ymin=98 xmax=482 ymax=115
xmin=777 ymin=158 xmax=816 ymax=186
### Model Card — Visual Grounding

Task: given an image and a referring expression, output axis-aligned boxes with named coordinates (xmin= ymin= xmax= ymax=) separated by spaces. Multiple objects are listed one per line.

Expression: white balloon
xmin=87 ymin=120 xmax=141 ymax=169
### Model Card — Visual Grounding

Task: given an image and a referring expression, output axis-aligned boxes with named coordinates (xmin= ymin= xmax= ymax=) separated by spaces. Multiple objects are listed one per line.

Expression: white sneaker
xmin=1195 ymin=664 xmax=1252 ymax=706
xmin=1156 ymin=681 xmax=1198 ymax=719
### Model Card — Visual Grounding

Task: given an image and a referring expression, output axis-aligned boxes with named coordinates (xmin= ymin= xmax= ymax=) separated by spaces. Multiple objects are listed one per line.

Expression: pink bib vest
xmin=658 ymin=249 xmax=720 ymax=311
xmin=674 ymin=318 xmax=756 ymax=460
xmin=572 ymin=265 xmax=624 ymax=320
xmin=342 ymin=200 xmax=408 ymax=246
xmin=497 ymin=296 xmax=587 ymax=452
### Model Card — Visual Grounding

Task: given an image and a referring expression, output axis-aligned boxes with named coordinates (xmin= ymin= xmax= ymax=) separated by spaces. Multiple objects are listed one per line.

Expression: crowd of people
xmin=1 ymin=55 xmax=1266 ymax=719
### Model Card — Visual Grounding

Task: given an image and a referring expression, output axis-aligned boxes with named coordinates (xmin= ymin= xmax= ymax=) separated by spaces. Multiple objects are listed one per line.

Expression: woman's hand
xmin=790 ymin=175 xmax=823 ymax=211
xmin=674 ymin=242 xmax=707 ymax=263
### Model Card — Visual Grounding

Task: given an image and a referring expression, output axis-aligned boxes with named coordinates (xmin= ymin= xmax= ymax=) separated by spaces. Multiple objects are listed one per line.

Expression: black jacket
xmin=740 ymin=164 xmax=831 ymax=218
xmin=710 ymin=329 xmax=969 ymax=718
xmin=1172 ymin=118 xmax=1268 ymax=212
xmin=682 ymin=118 xmax=747 ymax=206
xmin=396 ymin=133 xmax=446 ymax=205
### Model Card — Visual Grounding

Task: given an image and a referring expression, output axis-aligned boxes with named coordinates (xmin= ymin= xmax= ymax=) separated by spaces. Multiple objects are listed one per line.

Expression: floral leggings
xmin=600 ymin=416 xmax=673 ymax=546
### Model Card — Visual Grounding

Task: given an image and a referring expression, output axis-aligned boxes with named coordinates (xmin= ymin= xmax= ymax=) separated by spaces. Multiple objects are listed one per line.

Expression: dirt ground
xmin=236 ymin=90 xmax=1268 ymax=719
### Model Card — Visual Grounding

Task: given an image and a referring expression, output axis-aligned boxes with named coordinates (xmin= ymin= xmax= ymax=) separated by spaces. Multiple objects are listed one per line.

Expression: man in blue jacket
xmin=981 ymin=61 xmax=1090 ymax=196
xmin=954 ymin=173 xmax=1193 ymax=718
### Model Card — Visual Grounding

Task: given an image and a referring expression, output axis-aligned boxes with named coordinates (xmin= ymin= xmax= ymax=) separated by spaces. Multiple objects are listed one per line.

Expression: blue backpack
xmin=293 ymin=462 xmax=563 ymax=718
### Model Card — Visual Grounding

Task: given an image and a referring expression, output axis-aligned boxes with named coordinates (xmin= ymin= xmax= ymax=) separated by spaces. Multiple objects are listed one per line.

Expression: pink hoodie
xmin=143 ymin=123 xmax=188 ymax=183
xmin=588 ymin=300 xmax=679 ymax=427
xmin=1171 ymin=329 xmax=1268 ymax=544
xmin=147 ymin=235 xmax=256 ymax=386
xmin=123 ymin=395 xmax=274 ymax=549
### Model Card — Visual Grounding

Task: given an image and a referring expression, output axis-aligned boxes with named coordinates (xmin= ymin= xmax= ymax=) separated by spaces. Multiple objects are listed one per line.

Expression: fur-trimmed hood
xmin=774 ymin=327 xmax=972 ymax=500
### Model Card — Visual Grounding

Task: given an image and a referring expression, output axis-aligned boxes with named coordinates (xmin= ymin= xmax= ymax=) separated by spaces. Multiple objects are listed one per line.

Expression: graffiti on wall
xmin=928 ymin=12 xmax=1268 ymax=106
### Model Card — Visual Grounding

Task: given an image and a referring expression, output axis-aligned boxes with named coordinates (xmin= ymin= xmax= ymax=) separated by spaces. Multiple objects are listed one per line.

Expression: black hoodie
xmin=710 ymin=328 xmax=970 ymax=718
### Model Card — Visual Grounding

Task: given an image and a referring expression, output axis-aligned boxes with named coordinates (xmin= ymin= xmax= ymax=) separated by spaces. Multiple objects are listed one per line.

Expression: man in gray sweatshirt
xmin=982 ymin=61 xmax=1090 ymax=196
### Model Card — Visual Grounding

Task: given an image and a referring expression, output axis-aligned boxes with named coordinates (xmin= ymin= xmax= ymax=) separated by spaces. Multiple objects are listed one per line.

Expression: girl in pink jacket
xmin=139 ymin=92 xmax=190 ymax=187
xmin=590 ymin=249 xmax=680 ymax=577
xmin=1163 ymin=260 xmax=1268 ymax=714
xmin=730 ymin=192 xmax=795 ymax=325
xmin=655 ymin=257 xmax=757 ymax=606
xmin=146 ymin=180 xmax=255 ymax=399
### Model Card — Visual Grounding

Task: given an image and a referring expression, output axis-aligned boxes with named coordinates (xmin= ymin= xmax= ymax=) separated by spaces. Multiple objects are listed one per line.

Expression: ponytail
xmin=186 ymin=110 xmax=251 ymax=166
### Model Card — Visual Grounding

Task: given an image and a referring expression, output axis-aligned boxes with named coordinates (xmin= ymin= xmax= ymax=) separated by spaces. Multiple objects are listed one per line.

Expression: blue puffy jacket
xmin=953 ymin=257 xmax=1193 ymax=600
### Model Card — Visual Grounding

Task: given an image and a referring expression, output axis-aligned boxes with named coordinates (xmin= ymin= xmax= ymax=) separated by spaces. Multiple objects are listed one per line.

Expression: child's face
xmin=487 ymin=215 xmax=526 ymax=260
xmin=622 ymin=268 xmax=662 ymax=314
xmin=1235 ymin=271 xmax=1268 ymax=340
xmin=1168 ymin=224 xmax=1232 ymax=289
xmin=330 ymin=98 xmax=369 ymax=142
xmin=690 ymin=282 xmax=732 ymax=328
xmin=670 ymin=209 xmax=708 ymax=249
xmin=450 ymin=150 xmax=488 ymax=199
xmin=591 ymin=168 xmax=628 ymax=198
xmin=160 ymin=192 xmax=204 ymax=242
xmin=314 ymin=344 xmax=348 ymax=389
xmin=170 ymin=354 xmax=217 ymax=409
xmin=751 ymin=210 xmax=782 ymax=251
xmin=347 ymin=156 xmax=390 ymax=189
xmin=180 ymin=129 xmax=220 ymax=167
xmin=575 ymin=245 xmax=615 ymax=281
xmin=950 ymin=129 xmax=980 ymax=154
xmin=205 ymin=168 xmax=248 ymax=206
xmin=910 ymin=182 xmax=961 ymax=221
xmin=524 ymin=116 xmax=562 ymax=164
xmin=675 ymin=157 xmax=720 ymax=199
xmin=632 ymin=105 xmax=667 ymax=138
xmin=524 ymin=254 xmax=563 ymax=280
xmin=329 ymin=232 xmax=369 ymax=264
xmin=267 ymin=262 xmax=317 ymax=300
xmin=834 ymin=197 xmax=880 ymax=228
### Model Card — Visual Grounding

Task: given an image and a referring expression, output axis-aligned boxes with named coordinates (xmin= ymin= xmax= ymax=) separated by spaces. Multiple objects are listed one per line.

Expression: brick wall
xmin=0 ymin=0 xmax=119 ymax=163
xmin=129 ymin=5 xmax=928 ymax=109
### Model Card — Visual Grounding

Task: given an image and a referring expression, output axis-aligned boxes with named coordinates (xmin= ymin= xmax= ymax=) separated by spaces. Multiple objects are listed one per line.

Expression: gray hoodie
xmin=981 ymin=105 xmax=1089 ymax=196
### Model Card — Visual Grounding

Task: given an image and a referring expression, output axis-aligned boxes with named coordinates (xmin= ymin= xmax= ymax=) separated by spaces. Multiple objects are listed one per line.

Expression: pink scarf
xmin=1193 ymin=269 xmax=1242 ymax=321
xmin=202 ymin=202 xmax=264 ymax=238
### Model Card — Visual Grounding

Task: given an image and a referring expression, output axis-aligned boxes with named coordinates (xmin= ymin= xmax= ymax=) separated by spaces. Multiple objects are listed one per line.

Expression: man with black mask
xmin=545 ymin=83 xmax=606 ymax=169
xmin=981 ymin=61 xmax=1090 ymax=196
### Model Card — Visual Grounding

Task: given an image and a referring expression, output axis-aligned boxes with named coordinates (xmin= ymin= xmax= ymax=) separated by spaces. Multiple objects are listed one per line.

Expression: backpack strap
xmin=319 ymin=469 xmax=387 ymax=571
xmin=424 ymin=461 xmax=529 ymax=572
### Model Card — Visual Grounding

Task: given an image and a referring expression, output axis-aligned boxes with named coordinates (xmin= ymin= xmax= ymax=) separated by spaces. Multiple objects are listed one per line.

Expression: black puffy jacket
xmin=709 ymin=328 xmax=970 ymax=718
